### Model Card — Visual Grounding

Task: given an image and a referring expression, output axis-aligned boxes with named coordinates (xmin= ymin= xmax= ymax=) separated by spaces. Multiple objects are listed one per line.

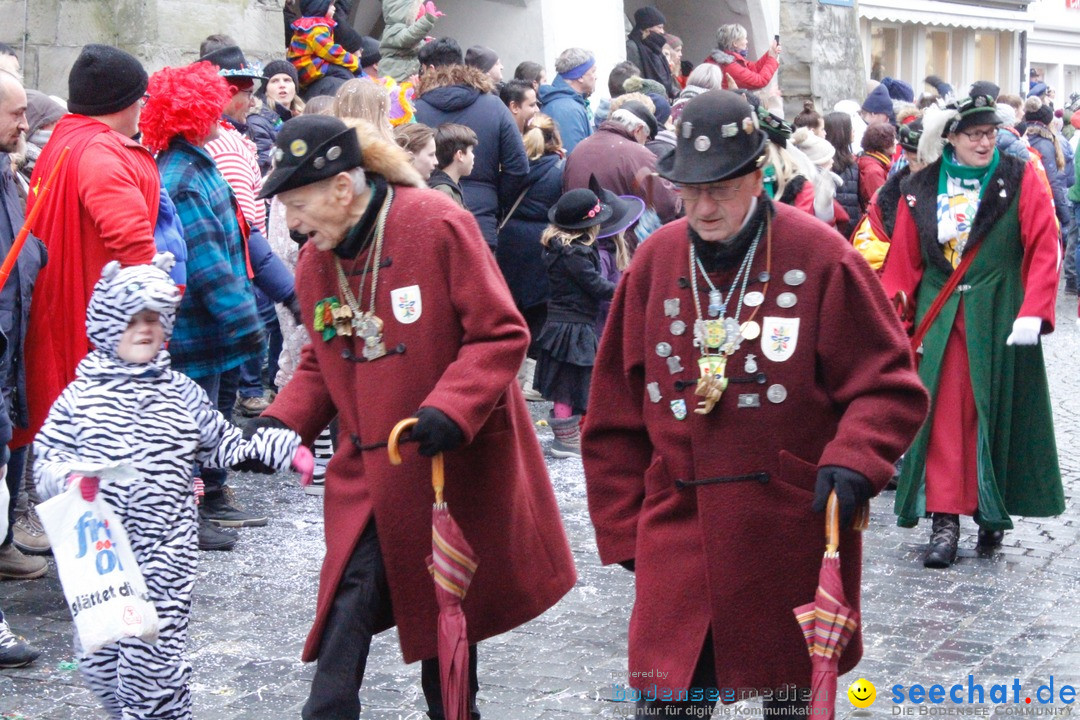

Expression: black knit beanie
xmin=634 ymin=6 xmax=666 ymax=29
xmin=465 ymin=46 xmax=499 ymax=73
xmin=263 ymin=60 xmax=298 ymax=87
xmin=299 ymin=0 xmax=333 ymax=16
xmin=1024 ymin=97 xmax=1054 ymax=126
xmin=359 ymin=36 xmax=382 ymax=67
xmin=67 ymin=44 xmax=148 ymax=117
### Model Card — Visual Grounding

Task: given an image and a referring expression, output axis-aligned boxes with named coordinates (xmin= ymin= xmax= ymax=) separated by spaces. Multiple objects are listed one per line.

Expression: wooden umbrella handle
xmin=825 ymin=491 xmax=870 ymax=554
xmin=826 ymin=491 xmax=840 ymax=554
xmin=387 ymin=417 xmax=446 ymax=506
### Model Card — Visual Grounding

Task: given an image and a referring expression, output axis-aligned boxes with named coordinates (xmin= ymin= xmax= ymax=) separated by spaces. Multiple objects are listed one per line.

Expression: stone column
xmin=779 ymin=0 xmax=865 ymax=118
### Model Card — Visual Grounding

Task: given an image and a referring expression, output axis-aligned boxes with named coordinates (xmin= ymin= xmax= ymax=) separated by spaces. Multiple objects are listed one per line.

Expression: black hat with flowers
xmin=548 ymin=189 xmax=614 ymax=230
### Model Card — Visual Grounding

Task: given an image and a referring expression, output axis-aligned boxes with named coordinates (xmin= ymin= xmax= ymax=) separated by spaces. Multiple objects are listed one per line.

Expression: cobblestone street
xmin=2 ymin=293 xmax=1079 ymax=720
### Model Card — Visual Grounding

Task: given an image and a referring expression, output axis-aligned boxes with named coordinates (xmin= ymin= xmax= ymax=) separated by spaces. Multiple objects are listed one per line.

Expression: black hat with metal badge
xmin=657 ymin=90 xmax=768 ymax=185
xmin=259 ymin=115 xmax=364 ymax=199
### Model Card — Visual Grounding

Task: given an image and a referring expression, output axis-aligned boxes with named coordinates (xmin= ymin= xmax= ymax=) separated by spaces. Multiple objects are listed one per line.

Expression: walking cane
xmin=0 ymin=146 xmax=71 ymax=291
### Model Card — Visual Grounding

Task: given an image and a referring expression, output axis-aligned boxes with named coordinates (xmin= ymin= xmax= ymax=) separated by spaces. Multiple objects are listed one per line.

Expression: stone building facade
xmin=2 ymin=0 xmax=864 ymax=118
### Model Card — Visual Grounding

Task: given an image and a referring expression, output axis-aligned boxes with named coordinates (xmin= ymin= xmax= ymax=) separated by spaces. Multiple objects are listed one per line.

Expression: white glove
xmin=1005 ymin=316 xmax=1042 ymax=346
xmin=812 ymin=171 xmax=838 ymax=223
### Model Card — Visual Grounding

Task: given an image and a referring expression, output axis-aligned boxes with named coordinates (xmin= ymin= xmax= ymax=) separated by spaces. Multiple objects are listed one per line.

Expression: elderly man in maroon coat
xmin=582 ymin=90 xmax=929 ymax=718
xmin=252 ymin=116 xmax=576 ymax=719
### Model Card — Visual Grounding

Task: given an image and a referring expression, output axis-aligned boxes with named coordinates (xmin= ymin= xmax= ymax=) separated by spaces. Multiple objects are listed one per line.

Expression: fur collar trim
xmin=876 ymin=165 xmax=908 ymax=238
xmin=899 ymin=154 xmax=1026 ymax=275
xmin=710 ymin=49 xmax=738 ymax=65
xmin=416 ymin=65 xmax=494 ymax=96
xmin=342 ymin=118 xmax=425 ymax=188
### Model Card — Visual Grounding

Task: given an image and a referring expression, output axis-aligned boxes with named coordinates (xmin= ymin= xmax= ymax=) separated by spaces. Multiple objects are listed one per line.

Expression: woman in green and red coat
xmin=881 ymin=93 xmax=1064 ymax=569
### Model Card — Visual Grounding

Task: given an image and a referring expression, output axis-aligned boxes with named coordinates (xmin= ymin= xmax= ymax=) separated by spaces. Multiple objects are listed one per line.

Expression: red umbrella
xmin=389 ymin=418 xmax=478 ymax=720
xmin=792 ymin=492 xmax=868 ymax=720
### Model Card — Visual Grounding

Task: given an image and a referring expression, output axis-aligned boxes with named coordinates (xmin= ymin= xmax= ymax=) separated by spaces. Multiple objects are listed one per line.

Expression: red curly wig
xmin=139 ymin=61 xmax=231 ymax=154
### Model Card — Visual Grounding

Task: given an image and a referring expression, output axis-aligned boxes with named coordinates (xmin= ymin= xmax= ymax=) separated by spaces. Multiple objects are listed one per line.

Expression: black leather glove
xmin=811 ymin=465 xmax=874 ymax=529
xmin=233 ymin=416 xmax=291 ymax=473
xmin=411 ymin=407 xmax=465 ymax=457
xmin=618 ymin=559 xmax=636 ymax=573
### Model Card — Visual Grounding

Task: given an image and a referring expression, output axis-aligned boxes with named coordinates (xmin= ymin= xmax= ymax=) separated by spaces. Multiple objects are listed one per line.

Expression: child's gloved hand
xmin=292 ymin=446 xmax=315 ymax=488
xmin=68 ymin=474 xmax=100 ymax=502
xmin=417 ymin=1 xmax=444 ymax=19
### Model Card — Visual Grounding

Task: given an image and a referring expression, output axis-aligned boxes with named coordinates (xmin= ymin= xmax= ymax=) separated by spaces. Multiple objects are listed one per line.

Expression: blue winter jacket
xmin=538 ymin=77 xmax=592 ymax=154
xmin=496 ymin=153 xmax=564 ymax=310
xmin=1026 ymin=127 xmax=1074 ymax=228
xmin=414 ymin=66 xmax=529 ymax=249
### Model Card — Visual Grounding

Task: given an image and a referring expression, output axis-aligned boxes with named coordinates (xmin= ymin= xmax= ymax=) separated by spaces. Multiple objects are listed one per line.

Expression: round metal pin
xmin=767 ymin=384 xmax=788 ymax=404
xmin=670 ymin=320 xmax=687 ymax=336
xmin=656 ymin=342 xmax=673 ymax=358
xmin=783 ymin=269 xmax=807 ymax=286
xmin=740 ymin=320 xmax=761 ymax=341
xmin=757 ymin=271 xmax=771 ymax=283
xmin=776 ymin=292 xmax=797 ymax=309
xmin=743 ymin=291 xmax=764 ymax=307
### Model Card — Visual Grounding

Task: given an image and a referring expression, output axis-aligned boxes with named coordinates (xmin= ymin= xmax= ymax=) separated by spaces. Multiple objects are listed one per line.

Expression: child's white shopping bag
xmin=36 ymin=481 xmax=160 ymax=654
xmin=0 ymin=474 xmax=8 ymax=542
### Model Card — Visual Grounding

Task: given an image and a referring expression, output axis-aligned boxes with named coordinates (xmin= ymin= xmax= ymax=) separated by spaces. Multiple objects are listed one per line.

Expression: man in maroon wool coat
xmin=582 ymin=90 xmax=929 ymax=718
xmin=251 ymin=115 xmax=576 ymax=719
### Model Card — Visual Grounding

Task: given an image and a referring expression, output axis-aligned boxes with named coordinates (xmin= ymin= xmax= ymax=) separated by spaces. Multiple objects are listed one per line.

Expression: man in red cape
xmin=13 ymin=44 xmax=158 ymax=447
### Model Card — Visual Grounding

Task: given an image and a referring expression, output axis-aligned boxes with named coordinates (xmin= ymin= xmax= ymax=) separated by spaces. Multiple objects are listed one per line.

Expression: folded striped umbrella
xmin=793 ymin=492 xmax=867 ymax=720
xmin=389 ymin=418 xmax=478 ymax=720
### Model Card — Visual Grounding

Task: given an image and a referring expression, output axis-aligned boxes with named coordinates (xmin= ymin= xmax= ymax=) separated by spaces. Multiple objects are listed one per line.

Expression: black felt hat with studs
xmin=548 ymin=188 xmax=614 ymax=230
xmin=657 ymin=90 xmax=767 ymax=185
xmin=259 ymin=115 xmax=364 ymax=199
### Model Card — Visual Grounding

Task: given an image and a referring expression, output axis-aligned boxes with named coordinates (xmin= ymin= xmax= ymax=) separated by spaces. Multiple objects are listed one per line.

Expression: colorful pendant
xmin=694 ymin=355 xmax=728 ymax=414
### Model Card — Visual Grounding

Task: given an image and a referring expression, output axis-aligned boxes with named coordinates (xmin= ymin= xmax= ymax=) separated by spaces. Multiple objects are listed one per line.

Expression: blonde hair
xmin=522 ymin=114 xmax=563 ymax=161
xmin=541 ymin=224 xmax=599 ymax=249
xmin=609 ymin=92 xmax=655 ymax=116
xmin=334 ymin=79 xmax=395 ymax=144
xmin=608 ymin=231 xmax=632 ymax=271
xmin=764 ymin=142 xmax=803 ymax=197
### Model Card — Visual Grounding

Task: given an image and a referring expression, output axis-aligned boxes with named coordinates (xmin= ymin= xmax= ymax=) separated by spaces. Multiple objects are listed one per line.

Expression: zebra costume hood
xmin=84 ymin=254 xmax=180 ymax=375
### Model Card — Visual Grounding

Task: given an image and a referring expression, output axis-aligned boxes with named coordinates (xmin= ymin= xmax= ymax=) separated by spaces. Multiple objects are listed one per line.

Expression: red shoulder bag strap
xmin=909 ymin=244 xmax=982 ymax=354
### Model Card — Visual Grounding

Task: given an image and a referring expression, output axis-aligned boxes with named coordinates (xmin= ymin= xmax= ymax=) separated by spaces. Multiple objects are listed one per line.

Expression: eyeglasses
xmin=957 ymin=128 xmax=997 ymax=143
xmin=678 ymin=180 xmax=744 ymax=202
xmin=139 ymin=93 xmax=150 ymax=107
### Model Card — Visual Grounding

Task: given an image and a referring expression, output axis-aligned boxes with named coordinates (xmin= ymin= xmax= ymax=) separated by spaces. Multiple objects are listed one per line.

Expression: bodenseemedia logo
xmin=847 ymin=676 xmax=1077 ymax=715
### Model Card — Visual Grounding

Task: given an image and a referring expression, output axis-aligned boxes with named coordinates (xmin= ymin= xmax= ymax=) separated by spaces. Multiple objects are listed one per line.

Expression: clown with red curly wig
xmin=139 ymin=62 xmax=232 ymax=154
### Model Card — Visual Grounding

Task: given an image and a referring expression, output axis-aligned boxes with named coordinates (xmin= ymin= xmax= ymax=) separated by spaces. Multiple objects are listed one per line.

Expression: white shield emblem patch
xmin=761 ymin=316 xmax=799 ymax=363
xmin=391 ymin=285 xmax=422 ymax=324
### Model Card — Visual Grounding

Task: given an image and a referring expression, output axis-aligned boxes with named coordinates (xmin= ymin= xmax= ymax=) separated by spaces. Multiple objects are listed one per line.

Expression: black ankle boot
xmin=923 ymin=513 xmax=960 ymax=568
xmin=977 ymin=527 xmax=1004 ymax=549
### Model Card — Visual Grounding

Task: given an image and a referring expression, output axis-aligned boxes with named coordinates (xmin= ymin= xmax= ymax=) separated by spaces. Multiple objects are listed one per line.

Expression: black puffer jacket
xmin=833 ymin=161 xmax=860 ymax=238
xmin=544 ymin=240 xmax=615 ymax=324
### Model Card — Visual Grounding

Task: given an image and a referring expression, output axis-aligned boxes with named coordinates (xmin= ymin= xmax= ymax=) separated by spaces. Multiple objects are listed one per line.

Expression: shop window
xmin=870 ymin=25 xmax=899 ymax=81
xmin=974 ymin=33 xmax=999 ymax=86
xmin=925 ymin=28 xmax=951 ymax=81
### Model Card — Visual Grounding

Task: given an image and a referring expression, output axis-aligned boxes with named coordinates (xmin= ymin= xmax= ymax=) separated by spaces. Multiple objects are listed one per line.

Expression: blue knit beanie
xmin=861 ymin=84 xmax=895 ymax=119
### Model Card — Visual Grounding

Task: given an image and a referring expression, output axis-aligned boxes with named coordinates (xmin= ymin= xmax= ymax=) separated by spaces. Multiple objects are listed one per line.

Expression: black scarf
xmin=334 ymin=176 xmax=389 ymax=260
xmin=629 ymin=29 xmax=676 ymax=97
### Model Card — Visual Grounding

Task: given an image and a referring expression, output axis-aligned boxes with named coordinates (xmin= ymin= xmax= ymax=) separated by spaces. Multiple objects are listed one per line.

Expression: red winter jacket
xmin=857 ymin=152 xmax=891 ymax=213
xmin=704 ymin=49 xmax=778 ymax=91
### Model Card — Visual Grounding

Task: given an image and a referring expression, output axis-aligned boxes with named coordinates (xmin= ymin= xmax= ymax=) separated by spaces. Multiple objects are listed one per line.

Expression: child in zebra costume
xmin=34 ymin=255 xmax=306 ymax=720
